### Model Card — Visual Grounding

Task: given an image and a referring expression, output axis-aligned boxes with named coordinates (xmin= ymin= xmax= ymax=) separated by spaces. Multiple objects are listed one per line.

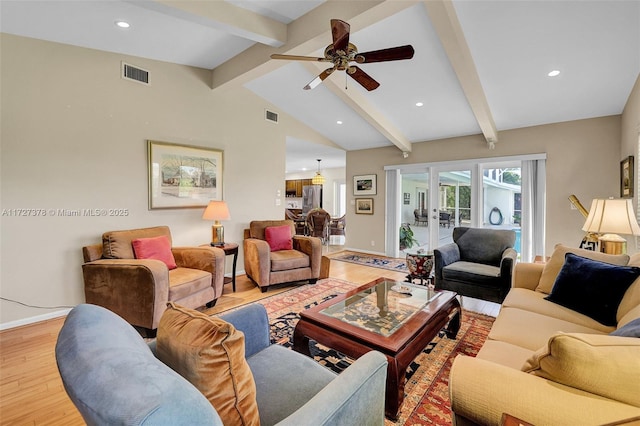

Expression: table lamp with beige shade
xmin=582 ymin=198 xmax=640 ymax=254
xmin=202 ymin=200 xmax=230 ymax=246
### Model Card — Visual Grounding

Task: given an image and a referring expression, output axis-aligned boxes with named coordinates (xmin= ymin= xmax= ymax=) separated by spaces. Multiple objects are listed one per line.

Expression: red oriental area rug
xmin=217 ymin=278 xmax=494 ymax=425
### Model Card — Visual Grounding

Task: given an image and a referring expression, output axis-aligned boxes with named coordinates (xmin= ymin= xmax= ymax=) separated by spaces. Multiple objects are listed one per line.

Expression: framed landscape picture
xmin=621 ymin=156 xmax=634 ymax=198
xmin=355 ymin=198 xmax=374 ymax=214
xmin=353 ymin=174 xmax=377 ymax=195
xmin=148 ymin=140 xmax=223 ymax=209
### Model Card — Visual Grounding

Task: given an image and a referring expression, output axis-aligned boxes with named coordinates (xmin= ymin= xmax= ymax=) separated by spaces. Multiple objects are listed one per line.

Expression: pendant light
xmin=312 ymin=159 xmax=325 ymax=185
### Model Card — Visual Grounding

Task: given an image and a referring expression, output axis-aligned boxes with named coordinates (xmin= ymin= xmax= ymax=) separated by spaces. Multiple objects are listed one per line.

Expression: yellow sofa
xmin=449 ymin=245 xmax=640 ymax=426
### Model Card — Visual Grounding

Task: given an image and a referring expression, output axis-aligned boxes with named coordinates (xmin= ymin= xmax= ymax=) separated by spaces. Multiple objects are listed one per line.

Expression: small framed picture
xmin=355 ymin=198 xmax=374 ymax=214
xmin=353 ymin=174 xmax=376 ymax=195
xmin=621 ymin=156 xmax=634 ymax=198
xmin=403 ymin=192 xmax=410 ymax=205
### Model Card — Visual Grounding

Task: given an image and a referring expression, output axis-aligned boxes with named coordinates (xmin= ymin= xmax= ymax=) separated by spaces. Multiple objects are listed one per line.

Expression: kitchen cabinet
xmin=285 ymin=179 xmax=314 ymax=197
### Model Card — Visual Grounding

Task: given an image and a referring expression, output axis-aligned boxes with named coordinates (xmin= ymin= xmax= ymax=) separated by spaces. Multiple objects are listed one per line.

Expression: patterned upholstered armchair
xmin=81 ymin=226 xmax=225 ymax=336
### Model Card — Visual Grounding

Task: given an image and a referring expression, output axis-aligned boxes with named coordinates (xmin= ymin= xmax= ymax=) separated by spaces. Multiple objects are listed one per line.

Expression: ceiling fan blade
xmin=303 ymin=68 xmax=334 ymax=90
xmin=347 ymin=66 xmax=380 ymax=91
xmin=355 ymin=45 xmax=415 ymax=63
xmin=330 ymin=19 xmax=350 ymax=52
xmin=271 ymin=54 xmax=328 ymax=62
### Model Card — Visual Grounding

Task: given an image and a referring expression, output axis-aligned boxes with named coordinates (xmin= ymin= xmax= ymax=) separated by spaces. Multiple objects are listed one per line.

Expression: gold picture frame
xmin=147 ymin=140 xmax=223 ymax=209
xmin=620 ymin=155 xmax=634 ymax=198
xmin=355 ymin=198 xmax=374 ymax=214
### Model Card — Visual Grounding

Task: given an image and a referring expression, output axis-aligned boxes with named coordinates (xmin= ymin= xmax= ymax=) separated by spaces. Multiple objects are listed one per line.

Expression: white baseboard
xmin=0 ymin=308 xmax=72 ymax=331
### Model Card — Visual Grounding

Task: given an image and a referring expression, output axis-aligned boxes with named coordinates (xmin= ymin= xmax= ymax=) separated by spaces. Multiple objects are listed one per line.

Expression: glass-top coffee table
xmin=293 ymin=277 xmax=460 ymax=420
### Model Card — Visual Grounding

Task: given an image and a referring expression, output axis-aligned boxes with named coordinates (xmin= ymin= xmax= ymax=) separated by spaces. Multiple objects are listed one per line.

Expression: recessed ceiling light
xmin=547 ymin=70 xmax=560 ymax=77
xmin=415 ymin=102 xmax=424 ymax=107
xmin=115 ymin=21 xmax=130 ymax=29
xmin=336 ymin=120 xmax=343 ymax=125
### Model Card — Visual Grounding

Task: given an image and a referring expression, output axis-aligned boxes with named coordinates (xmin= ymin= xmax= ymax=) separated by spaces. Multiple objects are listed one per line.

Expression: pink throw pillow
xmin=265 ymin=225 xmax=293 ymax=251
xmin=132 ymin=236 xmax=177 ymax=269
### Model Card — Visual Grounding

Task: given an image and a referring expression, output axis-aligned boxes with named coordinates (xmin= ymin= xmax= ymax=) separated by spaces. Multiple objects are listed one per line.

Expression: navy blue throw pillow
xmin=611 ymin=317 xmax=640 ymax=337
xmin=545 ymin=253 xmax=640 ymax=326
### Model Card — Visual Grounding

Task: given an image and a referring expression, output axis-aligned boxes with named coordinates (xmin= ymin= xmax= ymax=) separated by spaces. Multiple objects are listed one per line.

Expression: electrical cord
xmin=0 ymin=296 xmax=74 ymax=310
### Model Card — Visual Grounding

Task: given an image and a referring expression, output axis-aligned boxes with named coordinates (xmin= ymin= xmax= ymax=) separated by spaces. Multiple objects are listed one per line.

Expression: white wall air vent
xmin=265 ymin=109 xmax=279 ymax=124
xmin=121 ymin=62 xmax=149 ymax=85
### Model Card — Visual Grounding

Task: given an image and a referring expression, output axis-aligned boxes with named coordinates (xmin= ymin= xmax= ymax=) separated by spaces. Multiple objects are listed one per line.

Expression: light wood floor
xmin=0 ymin=250 xmax=499 ymax=425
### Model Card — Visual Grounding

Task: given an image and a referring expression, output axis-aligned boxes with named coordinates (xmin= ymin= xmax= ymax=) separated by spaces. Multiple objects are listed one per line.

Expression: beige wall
xmin=622 ymin=74 xmax=640 ymax=158
xmin=347 ymin=115 xmax=623 ymax=256
xmin=621 ymin=75 xmax=640 ymax=253
xmin=0 ymin=34 xmax=333 ymax=325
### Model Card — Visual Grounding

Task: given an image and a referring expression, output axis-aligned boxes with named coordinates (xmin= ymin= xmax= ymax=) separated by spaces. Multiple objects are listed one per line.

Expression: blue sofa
xmin=56 ymin=303 xmax=388 ymax=425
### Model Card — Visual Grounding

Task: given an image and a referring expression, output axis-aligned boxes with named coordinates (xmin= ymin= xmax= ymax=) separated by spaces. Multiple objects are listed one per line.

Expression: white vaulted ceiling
xmin=2 ymin=0 xmax=638 ymax=172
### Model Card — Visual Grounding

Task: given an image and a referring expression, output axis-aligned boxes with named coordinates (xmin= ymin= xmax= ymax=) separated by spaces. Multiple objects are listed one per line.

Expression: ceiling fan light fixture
xmin=115 ymin=21 xmax=130 ymax=29
xmin=547 ymin=70 xmax=561 ymax=77
xmin=336 ymin=120 xmax=343 ymax=125
xmin=271 ymin=19 xmax=414 ymax=91
xmin=415 ymin=102 xmax=424 ymax=107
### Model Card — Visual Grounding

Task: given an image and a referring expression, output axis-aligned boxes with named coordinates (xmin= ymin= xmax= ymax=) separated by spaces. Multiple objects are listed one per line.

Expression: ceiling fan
xmin=270 ymin=19 xmax=415 ymax=91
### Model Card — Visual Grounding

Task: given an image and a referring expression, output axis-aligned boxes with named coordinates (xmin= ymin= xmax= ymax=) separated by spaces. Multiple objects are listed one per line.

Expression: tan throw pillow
xmin=535 ymin=244 xmax=629 ymax=294
xmin=156 ymin=303 xmax=260 ymax=426
xmin=522 ymin=332 xmax=640 ymax=407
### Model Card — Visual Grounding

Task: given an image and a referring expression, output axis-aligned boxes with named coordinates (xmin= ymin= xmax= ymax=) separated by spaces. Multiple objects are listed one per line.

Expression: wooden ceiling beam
xmin=423 ymin=0 xmax=499 ymax=146
xmin=139 ymin=0 xmax=287 ymax=46
xmin=302 ymin=62 xmax=412 ymax=153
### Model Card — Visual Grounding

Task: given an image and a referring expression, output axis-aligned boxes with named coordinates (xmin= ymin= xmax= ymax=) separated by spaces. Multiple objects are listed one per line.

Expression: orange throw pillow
xmin=131 ymin=236 xmax=177 ymax=269
xmin=156 ymin=303 xmax=260 ymax=425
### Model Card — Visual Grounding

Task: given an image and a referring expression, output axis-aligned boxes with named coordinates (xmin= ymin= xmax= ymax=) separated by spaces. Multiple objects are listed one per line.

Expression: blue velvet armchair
xmin=56 ymin=303 xmax=388 ymax=426
xmin=434 ymin=227 xmax=517 ymax=303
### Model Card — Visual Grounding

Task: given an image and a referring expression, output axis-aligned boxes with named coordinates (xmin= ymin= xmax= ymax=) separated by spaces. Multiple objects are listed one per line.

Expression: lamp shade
xmin=582 ymin=198 xmax=640 ymax=236
xmin=202 ymin=200 xmax=230 ymax=221
xmin=311 ymin=158 xmax=325 ymax=185
xmin=312 ymin=173 xmax=325 ymax=185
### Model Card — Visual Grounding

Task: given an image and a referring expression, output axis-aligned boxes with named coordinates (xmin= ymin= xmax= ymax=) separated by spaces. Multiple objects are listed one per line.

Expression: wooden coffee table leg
xmin=385 ymin=356 xmax=403 ymax=420
xmin=292 ymin=320 xmax=312 ymax=356
xmin=444 ymin=303 xmax=461 ymax=339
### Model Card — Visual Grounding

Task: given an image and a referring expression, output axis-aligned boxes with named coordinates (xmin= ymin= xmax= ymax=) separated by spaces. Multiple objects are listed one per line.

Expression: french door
xmin=428 ymin=167 xmax=474 ymax=249
xmin=391 ymin=155 xmax=541 ymax=260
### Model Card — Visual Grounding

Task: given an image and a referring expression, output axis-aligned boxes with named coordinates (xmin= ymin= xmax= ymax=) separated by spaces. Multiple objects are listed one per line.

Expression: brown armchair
xmin=81 ymin=226 xmax=225 ymax=336
xmin=243 ymin=220 xmax=322 ymax=293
